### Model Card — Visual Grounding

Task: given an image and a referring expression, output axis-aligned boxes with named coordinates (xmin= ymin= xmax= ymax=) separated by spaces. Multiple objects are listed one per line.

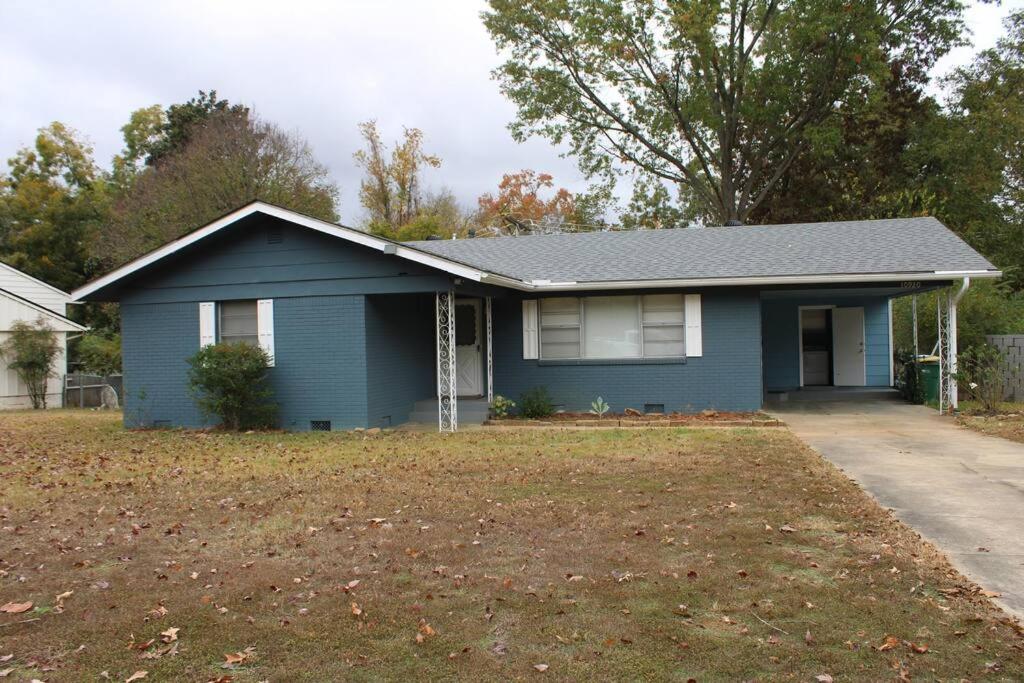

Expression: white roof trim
xmin=495 ymin=269 xmax=1001 ymax=292
xmin=0 ymin=260 xmax=72 ymax=299
xmin=1 ymin=287 xmax=87 ymax=331
xmin=71 ymin=202 xmax=491 ymax=301
xmin=70 ymin=201 xmax=1002 ymax=300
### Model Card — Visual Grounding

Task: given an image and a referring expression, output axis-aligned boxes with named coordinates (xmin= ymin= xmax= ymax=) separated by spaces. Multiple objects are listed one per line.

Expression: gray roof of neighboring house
xmin=406 ymin=217 xmax=998 ymax=283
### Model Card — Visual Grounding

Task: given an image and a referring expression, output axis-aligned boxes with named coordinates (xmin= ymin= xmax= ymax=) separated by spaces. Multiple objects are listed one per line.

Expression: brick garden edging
xmin=483 ymin=417 xmax=785 ymax=429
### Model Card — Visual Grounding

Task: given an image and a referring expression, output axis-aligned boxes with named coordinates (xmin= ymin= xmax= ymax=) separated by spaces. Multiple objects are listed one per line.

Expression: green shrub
xmin=187 ymin=342 xmax=276 ymax=430
xmin=78 ymin=332 xmax=122 ymax=375
xmin=953 ymin=344 xmax=1016 ymax=414
xmin=519 ymin=386 xmax=554 ymax=418
xmin=490 ymin=394 xmax=516 ymax=418
xmin=0 ymin=317 xmax=60 ymax=409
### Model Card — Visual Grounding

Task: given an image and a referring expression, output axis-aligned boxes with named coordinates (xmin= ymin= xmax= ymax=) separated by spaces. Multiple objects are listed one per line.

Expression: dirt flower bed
xmin=1 ymin=410 xmax=1022 ymax=681
xmin=487 ymin=410 xmax=784 ymax=428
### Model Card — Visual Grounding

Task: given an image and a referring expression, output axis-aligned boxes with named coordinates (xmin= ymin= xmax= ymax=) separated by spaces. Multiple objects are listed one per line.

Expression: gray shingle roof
xmin=406 ymin=217 xmax=997 ymax=283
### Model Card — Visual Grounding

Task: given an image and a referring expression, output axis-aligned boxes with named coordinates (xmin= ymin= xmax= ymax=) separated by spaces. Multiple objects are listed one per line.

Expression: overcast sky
xmin=1 ymin=0 xmax=1021 ymax=225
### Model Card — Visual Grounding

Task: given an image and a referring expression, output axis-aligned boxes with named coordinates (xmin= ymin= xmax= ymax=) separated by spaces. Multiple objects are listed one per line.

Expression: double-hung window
xmin=538 ymin=294 xmax=686 ymax=360
xmin=199 ymin=299 xmax=275 ymax=366
xmin=218 ymin=300 xmax=259 ymax=346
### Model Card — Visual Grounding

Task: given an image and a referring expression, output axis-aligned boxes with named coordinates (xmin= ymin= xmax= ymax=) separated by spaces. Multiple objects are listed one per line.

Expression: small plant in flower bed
xmin=519 ymin=386 xmax=555 ymax=418
xmin=589 ymin=396 xmax=610 ymax=418
xmin=490 ymin=394 xmax=516 ymax=418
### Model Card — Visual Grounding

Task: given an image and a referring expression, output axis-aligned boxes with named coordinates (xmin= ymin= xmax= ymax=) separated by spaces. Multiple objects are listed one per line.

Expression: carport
xmin=761 ymin=279 xmax=972 ymax=411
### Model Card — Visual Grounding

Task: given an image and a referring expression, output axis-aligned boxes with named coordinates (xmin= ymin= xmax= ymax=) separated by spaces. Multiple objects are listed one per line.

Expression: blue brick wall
xmin=364 ymin=294 xmax=435 ymax=427
xmin=272 ymin=295 xmax=369 ymax=430
xmin=761 ymin=294 xmax=892 ymax=391
xmin=121 ymin=295 xmax=370 ymax=430
xmin=121 ymin=301 xmax=205 ymax=428
xmin=490 ymin=289 xmax=764 ymax=413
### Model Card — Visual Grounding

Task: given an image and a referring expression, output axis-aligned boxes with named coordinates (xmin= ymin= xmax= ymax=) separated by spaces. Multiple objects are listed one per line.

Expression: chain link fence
xmin=64 ymin=373 xmax=123 ymax=409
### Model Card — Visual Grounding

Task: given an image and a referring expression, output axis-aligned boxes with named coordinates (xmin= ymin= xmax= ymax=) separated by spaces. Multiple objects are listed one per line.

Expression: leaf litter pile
xmin=0 ymin=411 xmax=1022 ymax=681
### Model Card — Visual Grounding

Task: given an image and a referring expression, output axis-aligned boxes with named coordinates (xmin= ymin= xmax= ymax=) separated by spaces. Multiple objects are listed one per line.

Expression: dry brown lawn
xmin=959 ymin=405 xmax=1024 ymax=444
xmin=1 ymin=410 xmax=1022 ymax=681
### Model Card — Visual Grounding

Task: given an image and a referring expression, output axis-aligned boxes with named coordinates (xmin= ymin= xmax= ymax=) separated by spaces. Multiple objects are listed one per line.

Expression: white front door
xmin=832 ymin=306 xmax=866 ymax=386
xmin=454 ymin=299 xmax=483 ymax=396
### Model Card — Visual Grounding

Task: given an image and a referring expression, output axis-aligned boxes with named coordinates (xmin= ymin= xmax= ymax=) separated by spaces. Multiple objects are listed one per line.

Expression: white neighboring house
xmin=0 ymin=261 xmax=87 ymax=409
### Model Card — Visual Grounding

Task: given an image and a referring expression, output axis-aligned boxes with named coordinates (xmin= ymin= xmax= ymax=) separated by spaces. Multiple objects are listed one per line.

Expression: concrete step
xmin=407 ymin=398 xmax=490 ymax=425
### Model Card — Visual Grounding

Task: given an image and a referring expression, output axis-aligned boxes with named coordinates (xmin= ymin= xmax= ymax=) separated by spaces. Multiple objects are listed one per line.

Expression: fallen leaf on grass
xmin=0 ymin=668 xmax=14 ymax=678
xmin=805 ymin=630 xmax=815 ymax=646
xmin=415 ymin=619 xmax=436 ymax=644
xmin=351 ymin=602 xmax=363 ymax=617
xmin=815 ymin=675 xmax=833 ymax=683
xmin=780 ymin=525 xmax=796 ymax=533
xmin=140 ymin=642 xmax=178 ymax=660
xmin=125 ymin=672 xmax=147 ymax=683
xmin=0 ymin=602 xmax=32 ymax=614
xmin=908 ymin=642 xmax=929 ymax=654
xmin=534 ymin=663 xmax=549 ymax=672
xmin=54 ymin=590 xmax=73 ymax=612
xmin=877 ymin=635 xmax=901 ymax=651
xmin=160 ymin=627 xmax=179 ymax=643
xmin=223 ymin=646 xmax=256 ymax=668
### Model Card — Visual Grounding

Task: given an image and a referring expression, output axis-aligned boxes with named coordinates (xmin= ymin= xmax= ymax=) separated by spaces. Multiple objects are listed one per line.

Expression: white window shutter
xmin=522 ymin=300 xmax=539 ymax=359
xmin=199 ymin=302 xmax=216 ymax=348
xmin=257 ymin=299 xmax=275 ymax=367
xmin=684 ymin=294 xmax=702 ymax=357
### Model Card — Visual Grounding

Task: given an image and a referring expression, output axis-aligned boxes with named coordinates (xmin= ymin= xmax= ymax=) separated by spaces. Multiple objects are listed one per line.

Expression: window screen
xmin=538 ymin=294 xmax=686 ymax=360
xmin=583 ymin=296 xmax=640 ymax=358
xmin=454 ymin=303 xmax=477 ymax=346
xmin=219 ymin=300 xmax=259 ymax=346
xmin=641 ymin=294 xmax=685 ymax=357
xmin=540 ymin=298 xmax=581 ymax=359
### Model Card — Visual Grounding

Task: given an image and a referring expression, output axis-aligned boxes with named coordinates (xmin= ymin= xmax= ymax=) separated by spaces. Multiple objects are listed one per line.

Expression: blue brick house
xmin=72 ymin=201 xmax=999 ymax=431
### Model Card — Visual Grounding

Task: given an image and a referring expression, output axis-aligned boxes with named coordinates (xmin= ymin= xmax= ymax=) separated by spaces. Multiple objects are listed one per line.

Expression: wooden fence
xmin=986 ymin=335 xmax=1024 ymax=401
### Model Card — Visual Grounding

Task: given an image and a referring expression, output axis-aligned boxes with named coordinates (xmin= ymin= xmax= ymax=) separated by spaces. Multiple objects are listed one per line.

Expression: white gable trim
xmin=0 ymin=260 xmax=72 ymax=299
xmin=0 ymin=288 xmax=87 ymax=332
xmin=69 ymin=199 xmax=1003 ymax=301
xmin=70 ymin=202 xmax=496 ymax=301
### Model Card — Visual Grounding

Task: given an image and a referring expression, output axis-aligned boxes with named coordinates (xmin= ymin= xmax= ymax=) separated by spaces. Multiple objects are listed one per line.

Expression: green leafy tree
xmin=353 ymin=120 xmax=442 ymax=235
xmin=187 ymin=342 xmax=276 ymax=430
xmin=934 ymin=11 xmax=1024 ymax=289
xmin=144 ymin=90 xmax=248 ymax=166
xmin=77 ymin=332 xmax=122 ymax=376
xmin=483 ymin=0 xmax=966 ymax=224
xmin=0 ymin=122 xmax=108 ymax=290
xmin=620 ymin=175 xmax=687 ymax=229
xmin=98 ymin=108 xmax=339 ymax=267
xmin=0 ymin=318 xmax=61 ymax=409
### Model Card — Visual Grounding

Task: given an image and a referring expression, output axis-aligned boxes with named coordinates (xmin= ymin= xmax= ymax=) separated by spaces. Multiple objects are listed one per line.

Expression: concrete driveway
xmin=771 ymin=398 xmax=1024 ymax=620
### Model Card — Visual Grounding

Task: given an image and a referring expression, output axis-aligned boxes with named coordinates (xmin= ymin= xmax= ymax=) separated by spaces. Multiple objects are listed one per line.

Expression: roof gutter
xmin=486 ymin=269 xmax=1001 ymax=292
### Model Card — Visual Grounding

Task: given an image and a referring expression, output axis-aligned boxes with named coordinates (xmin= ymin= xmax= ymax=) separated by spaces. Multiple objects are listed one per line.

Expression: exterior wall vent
xmin=267 ymin=226 xmax=283 ymax=244
xmin=310 ymin=420 xmax=331 ymax=432
xmin=644 ymin=403 xmax=665 ymax=414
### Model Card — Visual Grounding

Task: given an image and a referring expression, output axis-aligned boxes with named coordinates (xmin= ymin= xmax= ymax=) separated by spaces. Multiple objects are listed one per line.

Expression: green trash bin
xmin=919 ymin=360 xmax=940 ymax=404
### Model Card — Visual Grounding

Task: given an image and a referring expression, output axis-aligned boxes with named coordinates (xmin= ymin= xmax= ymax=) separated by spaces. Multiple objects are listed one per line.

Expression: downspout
xmin=948 ymin=277 xmax=971 ymax=411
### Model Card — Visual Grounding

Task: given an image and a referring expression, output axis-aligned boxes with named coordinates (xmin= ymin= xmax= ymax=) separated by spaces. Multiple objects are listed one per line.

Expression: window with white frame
xmin=539 ymin=294 xmax=685 ymax=359
xmin=218 ymin=300 xmax=259 ymax=346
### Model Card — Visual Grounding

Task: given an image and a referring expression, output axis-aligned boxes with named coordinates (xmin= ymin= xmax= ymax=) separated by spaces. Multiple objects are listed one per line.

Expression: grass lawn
xmin=1 ymin=411 xmax=1022 ymax=681
xmin=957 ymin=402 xmax=1024 ymax=444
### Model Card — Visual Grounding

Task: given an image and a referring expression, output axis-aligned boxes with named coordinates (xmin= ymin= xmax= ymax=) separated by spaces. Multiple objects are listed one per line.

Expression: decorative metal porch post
xmin=937 ymin=293 xmax=951 ymax=414
xmin=485 ymin=296 xmax=494 ymax=405
xmin=435 ymin=290 xmax=458 ymax=432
